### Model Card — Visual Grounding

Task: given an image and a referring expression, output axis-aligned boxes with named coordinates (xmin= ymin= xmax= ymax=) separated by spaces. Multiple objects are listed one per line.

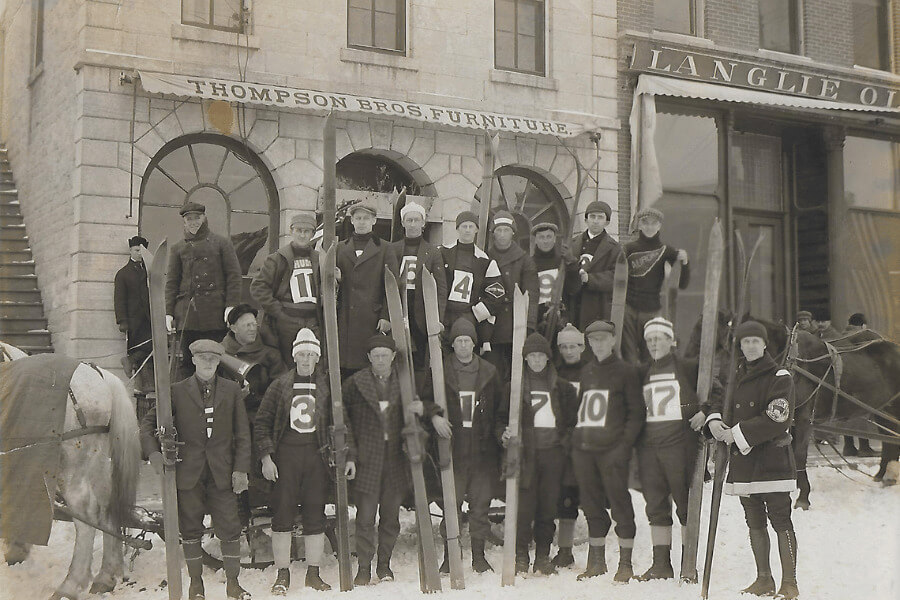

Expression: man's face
xmin=558 ymin=342 xmax=584 ymax=365
xmin=229 ymin=313 xmax=258 ymax=345
xmin=585 ymin=212 xmax=608 ymax=235
xmin=290 ymin=225 xmax=315 ymax=248
xmin=525 ymin=351 xmax=548 ymax=373
xmin=740 ymin=336 xmax=766 ymax=362
xmin=797 ymin=317 xmax=812 ymax=331
xmin=457 ymin=222 xmax=478 ymax=244
xmin=351 ymin=210 xmax=376 ymax=235
xmin=492 ymin=225 xmax=515 ymax=249
xmin=402 ymin=212 xmax=425 ymax=238
xmin=368 ymin=347 xmax=395 ymax=373
xmin=192 ymin=352 xmax=220 ymax=379
xmin=645 ymin=331 xmax=674 ymax=361
xmin=294 ymin=350 xmax=320 ymax=376
xmin=452 ymin=336 xmax=475 ymax=361
xmin=587 ymin=332 xmax=616 ymax=361
xmin=534 ymin=230 xmax=557 ymax=253
xmin=183 ymin=212 xmax=205 ymax=235
xmin=638 ymin=215 xmax=662 ymax=238
xmin=129 ymin=245 xmax=144 ymax=261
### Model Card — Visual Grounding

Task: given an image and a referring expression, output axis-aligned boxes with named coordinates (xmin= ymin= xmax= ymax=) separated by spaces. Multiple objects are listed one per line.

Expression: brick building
xmin=618 ymin=0 xmax=900 ymax=341
xmin=0 ymin=1 xmax=619 ymax=373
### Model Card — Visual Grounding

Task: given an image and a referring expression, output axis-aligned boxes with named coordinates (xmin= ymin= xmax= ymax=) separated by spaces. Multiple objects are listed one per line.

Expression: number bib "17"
xmin=576 ymin=389 xmax=609 ymax=428
xmin=643 ymin=375 xmax=681 ymax=422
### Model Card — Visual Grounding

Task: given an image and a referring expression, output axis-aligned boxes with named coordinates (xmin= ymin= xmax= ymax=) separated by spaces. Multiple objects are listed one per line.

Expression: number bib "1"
xmin=576 ymin=389 xmax=609 ymax=428
xmin=643 ymin=374 xmax=681 ymax=422
xmin=458 ymin=391 xmax=475 ymax=428
xmin=290 ymin=382 xmax=317 ymax=433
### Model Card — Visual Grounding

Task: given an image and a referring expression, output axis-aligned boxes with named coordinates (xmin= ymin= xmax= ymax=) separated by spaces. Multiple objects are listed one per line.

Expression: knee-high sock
xmin=305 ymin=533 xmax=325 ymax=568
xmin=220 ymin=538 xmax=242 ymax=580
xmin=558 ymin=518 xmax=576 ymax=548
xmin=183 ymin=539 xmax=203 ymax=580
xmin=272 ymin=531 xmax=292 ymax=571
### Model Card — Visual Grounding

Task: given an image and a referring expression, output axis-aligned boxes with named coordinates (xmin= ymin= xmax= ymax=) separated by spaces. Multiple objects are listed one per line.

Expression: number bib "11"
xmin=643 ymin=374 xmax=681 ymax=422
xmin=576 ymin=389 xmax=609 ymax=428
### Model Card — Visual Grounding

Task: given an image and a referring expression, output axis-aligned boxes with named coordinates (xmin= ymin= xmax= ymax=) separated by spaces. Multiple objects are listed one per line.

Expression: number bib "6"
xmin=576 ymin=389 xmax=609 ymax=428
xmin=643 ymin=375 xmax=681 ymax=422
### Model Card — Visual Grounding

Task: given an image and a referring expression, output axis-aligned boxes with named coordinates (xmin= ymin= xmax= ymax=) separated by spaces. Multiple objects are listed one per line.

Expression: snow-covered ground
xmin=2 ymin=460 xmax=897 ymax=600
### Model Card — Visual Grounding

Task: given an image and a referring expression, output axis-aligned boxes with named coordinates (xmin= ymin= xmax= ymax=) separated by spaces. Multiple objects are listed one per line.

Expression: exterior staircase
xmin=0 ymin=144 xmax=53 ymax=354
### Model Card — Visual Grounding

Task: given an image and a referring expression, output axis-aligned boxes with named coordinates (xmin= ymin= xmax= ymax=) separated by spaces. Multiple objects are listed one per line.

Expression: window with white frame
xmin=494 ymin=0 xmax=546 ymax=76
xmin=182 ymin=0 xmax=246 ymax=33
xmin=348 ymin=0 xmax=406 ymax=54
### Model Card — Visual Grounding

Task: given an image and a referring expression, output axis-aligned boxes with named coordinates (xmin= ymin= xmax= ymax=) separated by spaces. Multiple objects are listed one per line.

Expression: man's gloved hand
xmin=149 ymin=451 xmax=164 ymax=475
xmin=232 ymin=471 xmax=249 ymax=494
xmin=689 ymin=410 xmax=707 ymax=431
xmin=345 ymin=461 xmax=356 ymax=480
xmin=376 ymin=319 xmax=392 ymax=333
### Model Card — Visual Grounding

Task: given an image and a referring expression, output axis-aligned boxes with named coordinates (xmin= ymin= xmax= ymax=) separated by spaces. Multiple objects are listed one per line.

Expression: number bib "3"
xmin=290 ymin=382 xmax=317 ymax=433
xmin=643 ymin=375 xmax=681 ymax=422
xmin=576 ymin=389 xmax=609 ymax=428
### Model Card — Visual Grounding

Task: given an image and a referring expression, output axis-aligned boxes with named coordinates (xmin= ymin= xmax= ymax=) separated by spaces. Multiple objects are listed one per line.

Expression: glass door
xmin=732 ymin=213 xmax=787 ymax=323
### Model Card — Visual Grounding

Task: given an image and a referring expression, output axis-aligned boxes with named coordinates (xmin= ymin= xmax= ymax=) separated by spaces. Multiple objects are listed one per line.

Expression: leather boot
xmin=552 ymin=546 xmax=574 ymax=567
xmin=793 ymin=472 xmax=811 ymax=511
xmin=577 ymin=545 xmax=606 ymax=580
xmin=271 ymin=569 xmax=290 ymax=596
xmin=354 ymin=561 xmax=371 ymax=586
xmin=376 ymin=555 xmax=394 ymax=581
xmin=306 ymin=566 xmax=332 ymax=591
xmin=742 ymin=528 xmax=776 ymax=596
xmin=775 ymin=530 xmax=799 ymax=599
xmin=533 ymin=542 xmax=556 ymax=575
xmin=471 ymin=538 xmax=493 ymax=573
xmin=613 ymin=545 xmax=633 ymax=583
xmin=637 ymin=545 xmax=674 ymax=580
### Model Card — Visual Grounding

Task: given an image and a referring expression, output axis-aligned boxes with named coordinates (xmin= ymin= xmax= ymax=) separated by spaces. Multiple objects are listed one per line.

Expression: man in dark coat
xmin=165 ymin=201 xmax=243 ymax=377
xmin=343 ymin=335 xmax=422 ymax=584
xmin=249 ymin=211 xmax=323 ymax=365
xmin=140 ymin=339 xmax=252 ymax=600
xmin=487 ymin=210 xmax=539 ymax=380
xmin=568 ymin=201 xmax=621 ymax=331
xmin=705 ymin=321 xmax=799 ymax=600
xmin=530 ymin=222 xmax=580 ymax=338
xmin=114 ymin=235 xmax=153 ymax=394
xmin=336 ymin=201 xmax=398 ymax=377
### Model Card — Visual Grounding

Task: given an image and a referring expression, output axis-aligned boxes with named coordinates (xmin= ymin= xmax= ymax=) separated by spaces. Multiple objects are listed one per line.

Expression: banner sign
xmin=138 ymin=71 xmax=588 ymax=137
xmin=629 ymin=40 xmax=900 ymax=110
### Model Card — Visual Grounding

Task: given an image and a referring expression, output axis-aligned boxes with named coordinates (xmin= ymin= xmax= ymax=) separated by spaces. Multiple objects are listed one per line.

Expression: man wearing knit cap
xmin=427 ymin=317 xmax=504 ymax=574
xmin=343 ymin=334 xmax=422 ymax=584
xmin=255 ymin=328 xmax=357 ymax=594
xmin=498 ymin=332 xmax=578 ymax=575
xmin=487 ymin=210 xmax=539 ymax=380
xmin=568 ymin=200 xmax=622 ymax=332
xmin=621 ymin=207 xmax=689 ymax=365
xmin=166 ymin=201 xmax=243 ymax=377
xmin=440 ymin=210 xmax=504 ymax=350
xmin=530 ymin=222 xmax=580 ymax=335
xmin=336 ymin=202 xmax=399 ymax=378
xmin=251 ymin=211 xmax=325 ymax=365
xmin=572 ymin=319 xmax=645 ymax=583
xmin=115 ymin=235 xmax=153 ymax=395
xmin=704 ymin=321 xmax=799 ymax=599
xmin=387 ymin=200 xmax=446 ymax=377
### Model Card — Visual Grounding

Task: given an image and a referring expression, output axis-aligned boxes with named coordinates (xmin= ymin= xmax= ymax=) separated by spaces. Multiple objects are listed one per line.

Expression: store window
xmin=731 ymin=131 xmax=783 ymax=212
xmin=654 ymin=0 xmax=699 ymax=36
xmin=844 ymin=136 xmax=900 ymax=210
xmin=139 ymin=134 xmax=279 ymax=286
xmin=495 ymin=0 xmax=546 ymax=76
xmin=759 ymin=0 xmax=800 ymax=54
xmin=348 ymin=0 xmax=406 ymax=53
xmin=852 ymin=0 xmax=890 ymax=70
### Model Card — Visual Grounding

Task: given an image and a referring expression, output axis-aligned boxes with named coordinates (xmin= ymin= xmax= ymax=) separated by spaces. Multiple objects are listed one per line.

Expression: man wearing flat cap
xmin=794 ymin=310 xmax=815 ymax=334
xmin=166 ymin=201 xmax=243 ymax=377
xmin=530 ymin=221 xmax=580 ymax=337
xmin=140 ymin=338 xmax=252 ymax=600
xmin=114 ymin=235 xmax=153 ymax=396
xmin=568 ymin=200 xmax=622 ymax=331
xmin=250 ymin=211 xmax=324 ymax=365
xmin=336 ymin=201 xmax=399 ymax=378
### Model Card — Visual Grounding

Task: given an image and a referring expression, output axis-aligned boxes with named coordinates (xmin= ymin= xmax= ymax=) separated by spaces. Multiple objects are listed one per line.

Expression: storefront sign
xmin=629 ymin=41 xmax=899 ymax=109
xmin=138 ymin=71 xmax=585 ymax=137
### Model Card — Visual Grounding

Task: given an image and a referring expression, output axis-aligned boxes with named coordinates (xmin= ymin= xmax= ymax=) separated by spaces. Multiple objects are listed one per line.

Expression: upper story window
xmin=32 ymin=0 xmax=45 ymax=70
xmin=348 ymin=0 xmax=406 ymax=54
xmin=654 ymin=0 xmax=700 ymax=36
xmin=759 ymin=0 xmax=800 ymax=54
xmin=182 ymin=0 xmax=246 ymax=33
xmin=494 ymin=0 xmax=546 ymax=76
xmin=852 ymin=0 xmax=890 ymax=70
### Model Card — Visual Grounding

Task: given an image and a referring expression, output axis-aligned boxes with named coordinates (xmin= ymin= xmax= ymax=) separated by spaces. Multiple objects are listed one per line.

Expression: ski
xmin=422 ymin=267 xmax=465 ymax=590
xmin=681 ymin=220 xmax=724 ymax=584
xmin=318 ymin=111 xmax=354 ymax=593
xmin=384 ymin=270 xmax=442 ymax=593
xmin=501 ymin=285 xmax=529 ymax=587
xmin=141 ymin=241 xmax=182 ymax=600
xmin=610 ymin=251 xmax=628 ymax=357
xmin=662 ymin=255 xmax=682 ymax=321
xmin=701 ymin=230 xmax=766 ymax=599
xmin=475 ymin=131 xmax=499 ymax=249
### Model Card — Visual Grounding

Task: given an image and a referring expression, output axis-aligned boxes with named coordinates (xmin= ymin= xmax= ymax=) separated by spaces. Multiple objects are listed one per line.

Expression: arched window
xmin=139 ymin=134 xmax=279 ymax=290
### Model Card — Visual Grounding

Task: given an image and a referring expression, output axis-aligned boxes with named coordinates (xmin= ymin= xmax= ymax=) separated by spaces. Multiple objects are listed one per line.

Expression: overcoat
xmin=488 ymin=243 xmax=540 ymax=342
xmin=567 ymin=230 xmax=621 ymax=329
xmin=113 ymin=259 xmax=150 ymax=342
xmin=386 ymin=237 xmax=447 ymax=330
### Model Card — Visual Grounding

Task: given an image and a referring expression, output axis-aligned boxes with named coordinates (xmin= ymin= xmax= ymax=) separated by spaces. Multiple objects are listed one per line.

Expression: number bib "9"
xmin=576 ymin=389 xmax=609 ymax=428
xmin=643 ymin=375 xmax=681 ymax=422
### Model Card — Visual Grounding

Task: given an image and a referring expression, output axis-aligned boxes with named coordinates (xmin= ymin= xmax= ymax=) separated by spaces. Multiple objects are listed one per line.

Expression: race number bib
xmin=576 ymin=389 xmax=609 ymax=428
xmin=569 ymin=381 xmax=581 ymax=397
xmin=643 ymin=374 xmax=682 ymax=422
xmin=530 ymin=391 xmax=555 ymax=428
xmin=290 ymin=382 xmax=317 ymax=433
xmin=448 ymin=270 xmax=474 ymax=304
xmin=537 ymin=268 xmax=558 ymax=305
xmin=401 ymin=255 xmax=418 ymax=291
xmin=459 ymin=391 xmax=476 ymax=428
xmin=289 ymin=260 xmax=316 ymax=304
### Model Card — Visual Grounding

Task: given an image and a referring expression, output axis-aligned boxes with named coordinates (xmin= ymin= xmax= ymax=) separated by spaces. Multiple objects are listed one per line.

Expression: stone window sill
xmin=648 ymin=30 xmax=715 ymax=49
xmin=757 ymin=48 xmax=812 ymax=64
xmin=490 ymin=69 xmax=558 ymax=91
xmin=170 ymin=23 xmax=260 ymax=49
xmin=339 ymin=47 xmax=418 ymax=72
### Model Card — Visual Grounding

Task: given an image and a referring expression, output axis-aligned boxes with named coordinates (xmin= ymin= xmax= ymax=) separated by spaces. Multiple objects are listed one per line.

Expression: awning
xmin=137 ymin=71 xmax=597 ymax=138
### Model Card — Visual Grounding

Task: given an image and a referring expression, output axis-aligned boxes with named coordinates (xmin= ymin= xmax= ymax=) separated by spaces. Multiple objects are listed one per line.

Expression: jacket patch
xmin=485 ymin=281 xmax=506 ymax=299
xmin=766 ymin=398 xmax=790 ymax=423
xmin=776 ymin=369 xmax=791 ymax=377
xmin=627 ymin=246 xmax=666 ymax=277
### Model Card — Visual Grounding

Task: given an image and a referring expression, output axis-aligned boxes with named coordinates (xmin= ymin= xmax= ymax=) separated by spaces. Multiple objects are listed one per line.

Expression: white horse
xmin=0 ymin=342 xmax=141 ymax=600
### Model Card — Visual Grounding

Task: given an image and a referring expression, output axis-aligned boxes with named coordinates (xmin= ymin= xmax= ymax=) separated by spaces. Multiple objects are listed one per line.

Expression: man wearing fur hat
xmin=705 ymin=321 xmax=799 ymax=600
xmin=568 ymin=201 xmax=622 ymax=331
xmin=487 ymin=210 xmax=539 ymax=380
xmin=255 ymin=328 xmax=357 ymax=595
xmin=530 ymin=222 xmax=580 ymax=336
xmin=499 ymin=332 xmax=578 ymax=575
xmin=114 ymin=235 xmax=154 ymax=395
xmin=387 ymin=201 xmax=447 ymax=376
xmin=166 ymin=201 xmax=243 ymax=377
xmin=250 ymin=211 xmax=324 ymax=365
xmin=622 ymin=207 xmax=689 ymax=364
xmin=428 ymin=317 xmax=504 ymax=574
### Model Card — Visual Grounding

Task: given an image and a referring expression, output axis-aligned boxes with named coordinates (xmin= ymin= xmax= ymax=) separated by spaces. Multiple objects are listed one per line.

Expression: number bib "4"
xmin=643 ymin=374 xmax=681 ymax=422
xmin=290 ymin=382 xmax=317 ymax=433
xmin=576 ymin=389 xmax=609 ymax=428
xmin=448 ymin=270 xmax=474 ymax=304
xmin=458 ymin=391 xmax=475 ymax=428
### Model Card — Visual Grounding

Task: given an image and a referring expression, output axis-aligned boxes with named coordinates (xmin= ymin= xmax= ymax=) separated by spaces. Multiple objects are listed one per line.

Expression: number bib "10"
xmin=643 ymin=374 xmax=681 ymax=422
xmin=576 ymin=389 xmax=609 ymax=428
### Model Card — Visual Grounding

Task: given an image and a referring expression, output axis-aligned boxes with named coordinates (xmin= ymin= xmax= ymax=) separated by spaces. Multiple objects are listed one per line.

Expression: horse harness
xmin=62 ymin=362 xmax=112 ymax=440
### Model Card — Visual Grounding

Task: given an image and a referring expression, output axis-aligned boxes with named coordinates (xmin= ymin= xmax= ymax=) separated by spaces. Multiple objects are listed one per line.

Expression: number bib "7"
xmin=576 ymin=389 xmax=609 ymax=428
xmin=643 ymin=375 xmax=681 ymax=422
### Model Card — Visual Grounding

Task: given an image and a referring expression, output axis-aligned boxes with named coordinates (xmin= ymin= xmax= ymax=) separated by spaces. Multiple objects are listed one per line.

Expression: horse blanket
xmin=0 ymin=354 xmax=79 ymax=545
